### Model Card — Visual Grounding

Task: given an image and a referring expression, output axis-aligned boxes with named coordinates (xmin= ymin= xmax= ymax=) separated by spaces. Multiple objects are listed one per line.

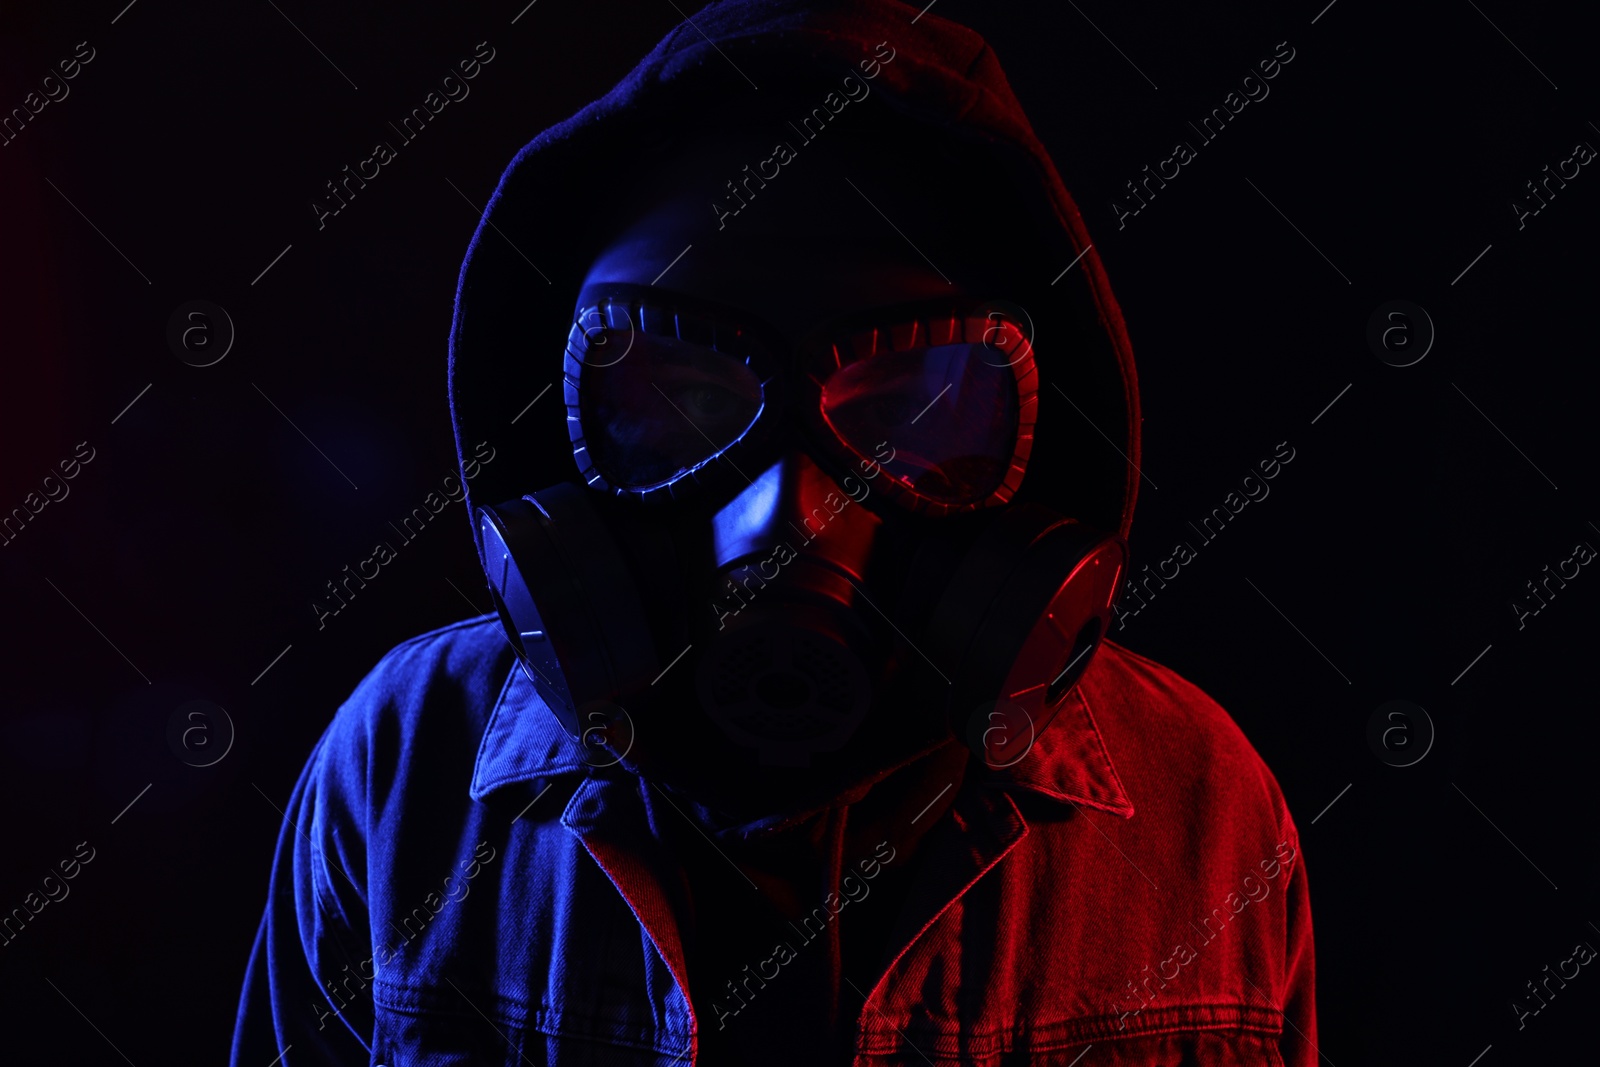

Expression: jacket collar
xmin=468 ymin=664 xmax=589 ymax=802
xmin=469 ymin=662 xmax=1133 ymax=819
xmin=981 ymin=685 xmax=1135 ymax=817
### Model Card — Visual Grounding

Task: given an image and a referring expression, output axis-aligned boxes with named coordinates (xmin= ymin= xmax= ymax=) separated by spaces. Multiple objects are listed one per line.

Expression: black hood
xmin=448 ymin=0 xmax=1142 ymax=546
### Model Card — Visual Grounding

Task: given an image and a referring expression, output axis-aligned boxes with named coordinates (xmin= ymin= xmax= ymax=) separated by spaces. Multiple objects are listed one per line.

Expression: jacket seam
xmin=855 ymin=1002 xmax=1284 ymax=1054
xmin=371 ymin=977 xmax=694 ymax=1051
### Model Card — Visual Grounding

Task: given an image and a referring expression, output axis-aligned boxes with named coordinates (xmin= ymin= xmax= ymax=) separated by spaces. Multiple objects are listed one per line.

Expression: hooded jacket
xmin=231 ymin=2 xmax=1316 ymax=1064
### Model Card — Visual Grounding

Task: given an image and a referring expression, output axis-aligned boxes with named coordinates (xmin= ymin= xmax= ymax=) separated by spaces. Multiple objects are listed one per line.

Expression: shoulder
xmin=991 ymin=640 xmax=1308 ymax=1025
xmin=1086 ymin=639 xmax=1251 ymax=749
xmin=310 ymin=614 xmax=517 ymax=814
xmin=339 ymin=613 xmax=514 ymax=717
xmin=327 ymin=613 xmax=513 ymax=733
xmin=1080 ymin=639 xmax=1296 ymax=837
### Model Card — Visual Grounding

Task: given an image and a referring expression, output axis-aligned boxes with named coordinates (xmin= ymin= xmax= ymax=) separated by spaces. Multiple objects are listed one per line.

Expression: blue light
xmin=711 ymin=460 xmax=783 ymax=568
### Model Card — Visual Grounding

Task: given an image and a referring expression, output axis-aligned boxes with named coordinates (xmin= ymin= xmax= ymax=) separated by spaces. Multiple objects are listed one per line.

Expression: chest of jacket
xmin=359 ymin=776 xmax=1288 ymax=1067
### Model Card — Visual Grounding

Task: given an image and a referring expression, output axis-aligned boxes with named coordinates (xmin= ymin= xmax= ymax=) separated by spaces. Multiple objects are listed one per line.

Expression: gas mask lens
xmin=818 ymin=341 xmax=1019 ymax=504
xmin=578 ymin=330 xmax=765 ymax=490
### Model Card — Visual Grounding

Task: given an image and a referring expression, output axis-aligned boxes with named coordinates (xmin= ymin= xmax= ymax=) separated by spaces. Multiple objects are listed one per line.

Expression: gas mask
xmin=476 ymin=282 xmax=1126 ymax=778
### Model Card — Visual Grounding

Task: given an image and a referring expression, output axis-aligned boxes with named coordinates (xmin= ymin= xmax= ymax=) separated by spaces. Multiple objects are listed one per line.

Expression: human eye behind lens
xmin=674 ymin=381 xmax=743 ymax=422
xmin=653 ymin=359 xmax=761 ymax=429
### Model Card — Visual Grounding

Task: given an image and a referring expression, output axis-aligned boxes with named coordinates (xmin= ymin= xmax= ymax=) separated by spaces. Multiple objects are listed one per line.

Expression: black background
xmin=2 ymin=0 xmax=1595 ymax=1062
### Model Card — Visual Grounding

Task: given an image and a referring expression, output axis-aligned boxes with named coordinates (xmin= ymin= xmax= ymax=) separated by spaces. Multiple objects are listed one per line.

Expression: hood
xmin=448 ymin=0 xmax=1141 ymax=544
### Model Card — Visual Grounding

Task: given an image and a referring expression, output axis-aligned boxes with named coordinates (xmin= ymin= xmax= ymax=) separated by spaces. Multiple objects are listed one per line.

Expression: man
xmin=232 ymin=2 xmax=1316 ymax=1064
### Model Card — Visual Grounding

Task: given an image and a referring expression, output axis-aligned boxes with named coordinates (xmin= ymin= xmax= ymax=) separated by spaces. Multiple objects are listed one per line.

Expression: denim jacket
xmin=230 ymin=616 xmax=1315 ymax=1066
